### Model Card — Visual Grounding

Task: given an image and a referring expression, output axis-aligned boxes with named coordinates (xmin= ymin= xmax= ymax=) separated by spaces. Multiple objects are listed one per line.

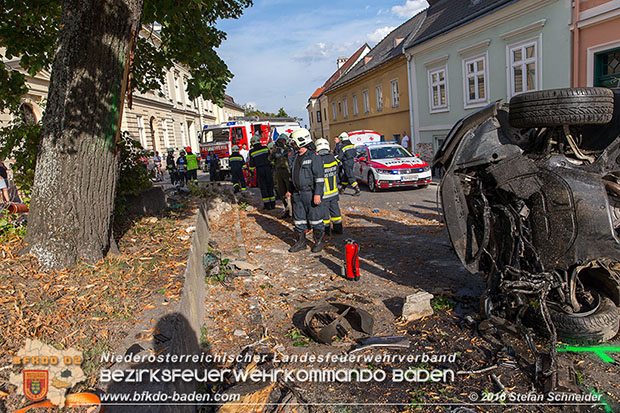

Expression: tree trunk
xmin=24 ymin=0 xmax=143 ymax=269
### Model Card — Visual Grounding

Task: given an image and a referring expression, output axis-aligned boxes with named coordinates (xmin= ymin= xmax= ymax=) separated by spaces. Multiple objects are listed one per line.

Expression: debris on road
xmin=402 ymin=290 xmax=434 ymax=322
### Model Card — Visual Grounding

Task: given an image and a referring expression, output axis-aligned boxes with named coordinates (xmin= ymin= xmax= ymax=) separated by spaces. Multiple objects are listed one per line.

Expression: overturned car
xmin=434 ymin=87 xmax=620 ymax=345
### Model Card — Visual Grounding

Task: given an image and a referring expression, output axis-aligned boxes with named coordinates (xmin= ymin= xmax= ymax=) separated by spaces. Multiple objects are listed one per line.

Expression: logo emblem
xmin=23 ymin=370 xmax=48 ymax=401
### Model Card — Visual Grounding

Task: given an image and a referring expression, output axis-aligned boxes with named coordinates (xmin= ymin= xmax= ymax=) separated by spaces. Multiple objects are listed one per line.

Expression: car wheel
xmin=533 ymin=290 xmax=620 ymax=345
xmin=368 ymin=172 xmax=377 ymax=192
xmin=509 ymin=87 xmax=614 ymax=128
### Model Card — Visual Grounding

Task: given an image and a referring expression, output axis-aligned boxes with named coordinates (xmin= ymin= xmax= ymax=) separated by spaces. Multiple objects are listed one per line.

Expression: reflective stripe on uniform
xmin=342 ymin=145 xmax=354 ymax=151
xmin=229 ymin=156 xmax=244 ymax=162
xmin=331 ymin=216 xmax=342 ymax=222
xmin=315 ymin=178 xmax=325 ymax=183
xmin=262 ymin=196 xmax=276 ymax=201
xmin=250 ymin=148 xmax=268 ymax=157
xmin=351 ymin=181 xmax=358 ymax=187
xmin=309 ymin=220 xmax=323 ymax=225
xmin=323 ymin=219 xmax=331 ymax=225
xmin=294 ymin=220 xmax=307 ymax=226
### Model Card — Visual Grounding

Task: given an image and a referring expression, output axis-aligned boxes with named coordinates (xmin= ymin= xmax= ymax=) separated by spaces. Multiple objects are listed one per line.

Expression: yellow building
xmin=306 ymin=45 xmax=370 ymax=140
xmin=324 ymin=11 xmax=426 ymax=150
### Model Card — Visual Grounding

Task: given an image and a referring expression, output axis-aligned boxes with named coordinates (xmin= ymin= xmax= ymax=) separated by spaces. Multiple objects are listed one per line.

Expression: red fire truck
xmin=198 ymin=117 xmax=300 ymax=172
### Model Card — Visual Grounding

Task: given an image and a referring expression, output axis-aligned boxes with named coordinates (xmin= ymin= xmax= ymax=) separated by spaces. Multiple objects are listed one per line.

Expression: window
xmin=316 ymin=110 xmax=321 ymax=123
xmin=509 ymin=40 xmax=537 ymax=97
xmin=429 ymin=66 xmax=448 ymax=112
xmin=136 ymin=115 xmax=146 ymax=148
xmin=352 ymin=95 xmax=358 ymax=116
xmin=391 ymin=80 xmax=399 ymax=108
xmin=162 ymin=119 xmax=170 ymax=147
xmin=594 ymin=47 xmax=620 ymax=88
xmin=376 ymin=85 xmax=383 ymax=111
xmin=343 ymin=98 xmax=348 ymax=119
xmin=184 ymin=78 xmax=191 ymax=106
xmin=463 ymin=55 xmax=488 ymax=107
xmin=362 ymin=90 xmax=369 ymax=113
xmin=332 ymin=103 xmax=337 ymax=121
xmin=323 ymin=108 xmax=327 ymax=121
xmin=310 ymin=112 xmax=314 ymax=125
xmin=338 ymin=101 xmax=342 ymax=113
xmin=180 ymin=123 xmax=186 ymax=147
xmin=174 ymin=74 xmax=182 ymax=103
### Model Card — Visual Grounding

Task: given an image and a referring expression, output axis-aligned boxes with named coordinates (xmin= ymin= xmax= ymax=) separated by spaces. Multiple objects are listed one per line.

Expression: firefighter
xmin=249 ymin=134 xmax=276 ymax=209
xmin=176 ymin=149 xmax=188 ymax=186
xmin=315 ymin=138 xmax=342 ymax=235
xmin=229 ymin=145 xmax=247 ymax=193
xmin=185 ymin=146 xmax=199 ymax=184
xmin=337 ymin=132 xmax=360 ymax=196
xmin=270 ymin=133 xmax=292 ymax=218
xmin=206 ymin=149 xmax=220 ymax=182
xmin=166 ymin=148 xmax=177 ymax=185
xmin=286 ymin=128 xmax=325 ymax=253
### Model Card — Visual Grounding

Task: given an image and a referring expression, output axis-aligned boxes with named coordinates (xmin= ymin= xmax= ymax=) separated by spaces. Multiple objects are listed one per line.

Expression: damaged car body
xmin=434 ymin=88 xmax=620 ymax=354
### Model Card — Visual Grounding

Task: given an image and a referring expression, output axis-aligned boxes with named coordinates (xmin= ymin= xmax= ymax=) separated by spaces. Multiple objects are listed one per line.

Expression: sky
xmin=216 ymin=0 xmax=429 ymax=128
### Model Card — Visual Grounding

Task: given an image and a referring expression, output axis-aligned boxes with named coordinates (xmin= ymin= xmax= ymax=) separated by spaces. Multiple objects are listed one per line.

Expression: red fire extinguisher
xmin=343 ymin=239 xmax=360 ymax=281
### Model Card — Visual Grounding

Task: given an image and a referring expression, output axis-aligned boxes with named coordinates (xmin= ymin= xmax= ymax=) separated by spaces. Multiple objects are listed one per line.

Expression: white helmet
xmin=315 ymin=138 xmax=330 ymax=152
xmin=250 ymin=135 xmax=261 ymax=145
xmin=290 ymin=128 xmax=312 ymax=148
xmin=232 ymin=145 xmax=240 ymax=151
xmin=338 ymin=132 xmax=349 ymax=140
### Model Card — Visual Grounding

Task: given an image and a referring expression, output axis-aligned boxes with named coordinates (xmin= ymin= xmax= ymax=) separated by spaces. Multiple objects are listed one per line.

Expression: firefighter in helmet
xmin=286 ymin=128 xmax=325 ymax=253
xmin=336 ymin=132 xmax=360 ymax=196
xmin=316 ymin=138 xmax=343 ymax=235
xmin=229 ymin=145 xmax=247 ymax=193
xmin=248 ymin=134 xmax=276 ymax=209
xmin=185 ymin=146 xmax=199 ymax=184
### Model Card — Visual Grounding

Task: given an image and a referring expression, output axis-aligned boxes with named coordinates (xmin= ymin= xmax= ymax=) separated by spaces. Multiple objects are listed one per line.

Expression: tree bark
xmin=24 ymin=0 xmax=143 ymax=269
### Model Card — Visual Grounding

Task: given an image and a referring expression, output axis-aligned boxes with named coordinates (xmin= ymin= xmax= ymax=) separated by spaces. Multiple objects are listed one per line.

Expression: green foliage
xmin=431 ymin=295 xmax=454 ymax=311
xmin=0 ymin=0 xmax=253 ymax=113
xmin=244 ymin=106 xmax=291 ymax=118
xmin=0 ymin=1 xmax=61 ymax=112
xmin=136 ymin=0 xmax=253 ymax=105
xmin=287 ymin=328 xmax=311 ymax=347
xmin=0 ymin=119 xmax=42 ymax=197
xmin=114 ymin=132 xmax=153 ymax=218
xmin=0 ymin=209 xmax=26 ymax=241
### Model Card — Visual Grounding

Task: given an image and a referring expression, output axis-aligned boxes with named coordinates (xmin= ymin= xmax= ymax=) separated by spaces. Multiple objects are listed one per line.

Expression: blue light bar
xmin=226 ymin=121 xmax=236 ymax=126
xmin=363 ymin=140 xmax=398 ymax=146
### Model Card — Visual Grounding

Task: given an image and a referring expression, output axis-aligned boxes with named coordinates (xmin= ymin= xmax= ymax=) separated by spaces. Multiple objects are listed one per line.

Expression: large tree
xmin=0 ymin=0 xmax=252 ymax=269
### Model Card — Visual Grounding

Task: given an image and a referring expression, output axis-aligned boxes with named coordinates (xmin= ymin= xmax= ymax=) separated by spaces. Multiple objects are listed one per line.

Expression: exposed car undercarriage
xmin=434 ymin=88 xmax=620 ymax=388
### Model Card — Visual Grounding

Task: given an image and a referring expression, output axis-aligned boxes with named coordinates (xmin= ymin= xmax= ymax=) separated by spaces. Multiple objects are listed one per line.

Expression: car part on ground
xmin=434 ymin=87 xmax=620 ymax=388
xmin=303 ymin=302 xmax=374 ymax=344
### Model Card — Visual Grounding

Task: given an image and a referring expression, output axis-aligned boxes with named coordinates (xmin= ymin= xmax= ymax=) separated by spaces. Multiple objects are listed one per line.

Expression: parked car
xmin=353 ymin=142 xmax=431 ymax=191
xmin=434 ymin=87 xmax=620 ymax=344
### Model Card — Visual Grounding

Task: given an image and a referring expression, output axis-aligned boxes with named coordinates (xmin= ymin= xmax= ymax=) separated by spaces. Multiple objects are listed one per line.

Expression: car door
xmin=355 ymin=147 xmax=370 ymax=182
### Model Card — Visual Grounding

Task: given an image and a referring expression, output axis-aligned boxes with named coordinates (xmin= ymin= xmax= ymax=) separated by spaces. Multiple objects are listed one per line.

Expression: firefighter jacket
xmin=248 ymin=144 xmax=271 ymax=170
xmin=339 ymin=140 xmax=356 ymax=164
xmin=319 ymin=150 xmax=340 ymax=200
xmin=166 ymin=154 xmax=176 ymax=170
xmin=269 ymin=145 xmax=290 ymax=172
xmin=186 ymin=153 xmax=199 ymax=171
xmin=288 ymin=149 xmax=324 ymax=197
xmin=229 ymin=151 xmax=246 ymax=173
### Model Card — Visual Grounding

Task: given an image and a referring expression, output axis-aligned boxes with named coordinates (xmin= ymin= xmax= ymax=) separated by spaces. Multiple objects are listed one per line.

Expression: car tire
xmin=368 ymin=172 xmax=378 ymax=192
xmin=509 ymin=87 xmax=614 ymax=128
xmin=545 ymin=293 xmax=619 ymax=344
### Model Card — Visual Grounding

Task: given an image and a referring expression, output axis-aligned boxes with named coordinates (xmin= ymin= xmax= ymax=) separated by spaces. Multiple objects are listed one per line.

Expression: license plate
xmin=401 ymin=174 xmax=418 ymax=181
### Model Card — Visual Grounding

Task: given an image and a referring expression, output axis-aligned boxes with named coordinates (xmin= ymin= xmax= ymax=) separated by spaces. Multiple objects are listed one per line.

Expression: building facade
xmin=325 ymin=12 xmax=426 ymax=149
xmin=306 ymin=44 xmax=370 ymax=140
xmin=572 ymin=0 xmax=620 ymax=88
xmin=1 ymin=29 xmax=239 ymax=155
xmin=405 ymin=0 xmax=572 ymax=161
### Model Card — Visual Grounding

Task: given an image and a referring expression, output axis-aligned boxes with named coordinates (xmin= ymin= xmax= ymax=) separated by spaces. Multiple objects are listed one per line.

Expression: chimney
xmin=337 ymin=56 xmax=348 ymax=69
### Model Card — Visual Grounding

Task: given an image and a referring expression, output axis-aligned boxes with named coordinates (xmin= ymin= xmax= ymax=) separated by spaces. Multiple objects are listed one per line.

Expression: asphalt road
xmin=338 ymin=181 xmax=441 ymax=220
